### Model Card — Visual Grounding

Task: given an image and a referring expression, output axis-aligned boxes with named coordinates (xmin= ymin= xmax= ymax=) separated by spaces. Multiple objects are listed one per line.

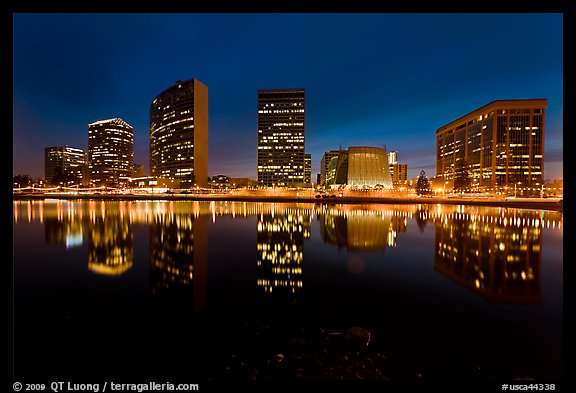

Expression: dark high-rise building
xmin=44 ymin=145 xmax=88 ymax=185
xmin=320 ymin=150 xmax=340 ymax=185
xmin=88 ymin=118 xmax=134 ymax=186
xmin=257 ymin=88 xmax=305 ymax=187
xmin=326 ymin=149 xmax=349 ymax=186
xmin=150 ymin=79 xmax=208 ymax=188
xmin=436 ymin=99 xmax=547 ymax=190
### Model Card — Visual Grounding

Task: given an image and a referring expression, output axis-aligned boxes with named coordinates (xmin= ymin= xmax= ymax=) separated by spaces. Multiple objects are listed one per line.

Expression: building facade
xmin=325 ymin=146 xmax=393 ymax=189
xmin=129 ymin=176 xmax=180 ymax=190
xmin=257 ymin=88 xmax=305 ymax=187
xmin=391 ymin=163 xmax=408 ymax=185
xmin=150 ymin=78 xmax=208 ymax=188
xmin=326 ymin=150 xmax=349 ymax=186
xmin=388 ymin=151 xmax=397 ymax=166
xmin=88 ymin=118 xmax=134 ymax=186
xmin=387 ymin=151 xmax=408 ymax=185
xmin=44 ymin=145 xmax=88 ymax=185
xmin=347 ymin=147 xmax=393 ymax=188
xmin=304 ymin=153 xmax=312 ymax=185
xmin=320 ymin=150 xmax=341 ymax=185
xmin=436 ymin=99 xmax=547 ymax=190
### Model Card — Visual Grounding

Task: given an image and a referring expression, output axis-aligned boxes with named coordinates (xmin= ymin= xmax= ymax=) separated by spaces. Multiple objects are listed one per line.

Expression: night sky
xmin=12 ymin=13 xmax=563 ymax=181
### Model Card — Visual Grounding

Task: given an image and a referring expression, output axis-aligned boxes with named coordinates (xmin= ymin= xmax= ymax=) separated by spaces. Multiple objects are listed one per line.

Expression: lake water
xmin=12 ymin=200 xmax=563 ymax=383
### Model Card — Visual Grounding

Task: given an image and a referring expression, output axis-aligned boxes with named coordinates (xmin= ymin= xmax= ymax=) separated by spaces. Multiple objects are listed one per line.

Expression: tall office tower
xmin=150 ymin=78 xmax=208 ymax=188
xmin=88 ymin=118 xmax=134 ymax=186
xmin=436 ymin=99 xmax=547 ymax=190
xmin=44 ymin=145 xmax=88 ymax=185
xmin=321 ymin=149 xmax=341 ymax=185
xmin=304 ymin=153 xmax=312 ymax=184
xmin=257 ymin=88 xmax=305 ymax=187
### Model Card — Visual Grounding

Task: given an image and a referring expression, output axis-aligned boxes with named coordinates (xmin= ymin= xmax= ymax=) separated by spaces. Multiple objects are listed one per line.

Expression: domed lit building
xmin=325 ymin=146 xmax=393 ymax=189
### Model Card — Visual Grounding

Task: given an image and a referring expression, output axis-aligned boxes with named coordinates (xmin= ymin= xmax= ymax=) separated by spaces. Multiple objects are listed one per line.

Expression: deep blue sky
xmin=13 ymin=13 xmax=563 ymax=181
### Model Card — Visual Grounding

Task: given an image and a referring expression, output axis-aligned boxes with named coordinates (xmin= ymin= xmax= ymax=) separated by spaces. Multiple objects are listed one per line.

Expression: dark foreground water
xmin=12 ymin=200 xmax=563 ymax=385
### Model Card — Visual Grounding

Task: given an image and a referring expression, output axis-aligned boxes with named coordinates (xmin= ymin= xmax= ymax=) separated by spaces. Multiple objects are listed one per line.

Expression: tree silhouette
xmin=13 ymin=174 xmax=32 ymax=187
xmin=415 ymin=170 xmax=431 ymax=195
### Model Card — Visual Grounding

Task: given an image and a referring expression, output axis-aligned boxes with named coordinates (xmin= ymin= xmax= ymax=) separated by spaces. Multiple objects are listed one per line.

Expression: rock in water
xmin=344 ymin=327 xmax=371 ymax=347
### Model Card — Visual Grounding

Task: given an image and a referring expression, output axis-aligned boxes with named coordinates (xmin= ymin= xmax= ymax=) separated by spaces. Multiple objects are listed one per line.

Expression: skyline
xmin=13 ymin=13 xmax=563 ymax=181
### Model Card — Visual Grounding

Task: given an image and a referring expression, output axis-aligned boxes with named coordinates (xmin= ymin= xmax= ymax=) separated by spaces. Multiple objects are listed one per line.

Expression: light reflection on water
xmin=13 ymin=200 xmax=563 ymax=381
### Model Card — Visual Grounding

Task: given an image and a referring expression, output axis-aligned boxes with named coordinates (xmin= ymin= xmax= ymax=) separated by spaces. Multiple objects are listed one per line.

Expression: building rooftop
xmin=436 ymin=98 xmax=548 ymax=133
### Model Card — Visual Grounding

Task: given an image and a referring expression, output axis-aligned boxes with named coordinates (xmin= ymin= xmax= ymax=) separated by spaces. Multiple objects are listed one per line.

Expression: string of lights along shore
xmin=33 ymin=76 xmax=554 ymax=196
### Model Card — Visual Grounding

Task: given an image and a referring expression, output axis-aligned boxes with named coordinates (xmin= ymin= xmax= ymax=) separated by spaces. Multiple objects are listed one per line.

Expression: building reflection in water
xmin=39 ymin=200 xmax=134 ymax=275
xmin=318 ymin=204 xmax=404 ymax=252
xmin=25 ymin=199 xmax=211 ymax=310
xmin=427 ymin=205 xmax=543 ymax=303
xmin=87 ymin=212 xmax=133 ymax=276
xmin=45 ymin=216 xmax=84 ymax=248
xmin=16 ymin=200 xmax=562 ymax=306
xmin=149 ymin=210 xmax=208 ymax=313
xmin=256 ymin=208 xmax=311 ymax=295
xmin=43 ymin=200 xmax=85 ymax=248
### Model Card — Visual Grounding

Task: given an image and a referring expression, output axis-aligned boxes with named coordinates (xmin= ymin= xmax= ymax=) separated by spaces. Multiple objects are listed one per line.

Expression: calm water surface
xmin=13 ymin=200 xmax=563 ymax=382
